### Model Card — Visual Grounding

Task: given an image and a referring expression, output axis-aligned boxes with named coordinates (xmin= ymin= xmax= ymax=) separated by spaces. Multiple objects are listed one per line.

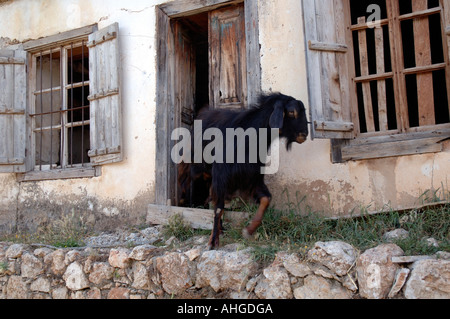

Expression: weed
xmin=222 ymin=201 xmax=449 ymax=263
xmin=36 ymin=210 xmax=89 ymax=247
xmin=163 ymin=214 xmax=196 ymax=242
xmin=0 ymin=261 xmax=9 ymax=272
xmin=251 ymin=245 xmax=279 ymax=264
xmin=113 ymin=269 xmax=121 ymax=279
xmin=0 ymin=209 xmax=90 ymax=248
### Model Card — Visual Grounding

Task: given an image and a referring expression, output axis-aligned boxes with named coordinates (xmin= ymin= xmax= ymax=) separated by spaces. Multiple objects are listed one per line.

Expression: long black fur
xmin=178 ymin=93 xmax=309 ymax=248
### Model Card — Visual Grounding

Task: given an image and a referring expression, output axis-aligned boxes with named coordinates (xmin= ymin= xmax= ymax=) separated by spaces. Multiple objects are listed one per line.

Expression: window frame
xmin=0 ymin=23 xmax=123 ymax=182
xmin=29 ymin=41 xmax=91 ymax=172
xmin=341 ymin=0 xmax=450 ymax=162
xmin=18 ymin=25 xmax=98 ymax=181
xmin=303 ymin=0 xmax=450 ymax=163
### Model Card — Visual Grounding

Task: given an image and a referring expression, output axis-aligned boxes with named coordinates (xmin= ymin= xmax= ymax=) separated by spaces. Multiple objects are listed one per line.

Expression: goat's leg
xmin=209 ymin=207 xmax=224 ymax=250
xmin=209 ymin=185 xmax=225 ymax=250
xmin=242 ymin=196 xmax=271 ymax=239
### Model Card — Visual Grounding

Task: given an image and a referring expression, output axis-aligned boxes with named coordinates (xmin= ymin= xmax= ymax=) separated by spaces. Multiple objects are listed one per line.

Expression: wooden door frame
xmin=155 ymin=0 xmax=261 ymax=205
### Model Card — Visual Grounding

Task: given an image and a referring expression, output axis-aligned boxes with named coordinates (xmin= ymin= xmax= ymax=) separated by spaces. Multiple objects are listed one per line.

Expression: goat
xmin=178 ymin=93 xmax=309 ymax=249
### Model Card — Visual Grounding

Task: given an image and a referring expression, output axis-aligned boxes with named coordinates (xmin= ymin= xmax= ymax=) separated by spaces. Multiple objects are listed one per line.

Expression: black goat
xmin=178 ymin=93 xmax=309 ymax=249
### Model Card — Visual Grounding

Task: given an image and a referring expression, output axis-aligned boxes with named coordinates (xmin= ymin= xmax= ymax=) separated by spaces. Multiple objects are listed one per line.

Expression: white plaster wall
xmin=0 ymin=0 xmax=168 ymax=229
xmin=0 ymin=0 xmax=164 ymax=205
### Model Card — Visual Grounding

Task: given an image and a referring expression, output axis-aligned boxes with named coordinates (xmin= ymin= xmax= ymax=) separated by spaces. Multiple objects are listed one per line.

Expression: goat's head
xmin=269 ymin=96 xmax=309 ymax=149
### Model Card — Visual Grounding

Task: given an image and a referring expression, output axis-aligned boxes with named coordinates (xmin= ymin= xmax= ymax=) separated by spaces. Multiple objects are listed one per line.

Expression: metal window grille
xmin=31 ymin=41 xmax=90 ymax=170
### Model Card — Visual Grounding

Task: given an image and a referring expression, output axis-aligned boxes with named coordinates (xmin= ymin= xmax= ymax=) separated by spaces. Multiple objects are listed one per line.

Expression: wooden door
xmin=172 ymin=21 xmax=197 ymax=205
xmin=209 ymin=4 xmax=248 ymax=109
xmin=174 ymin=21 xmax=196 ymax=130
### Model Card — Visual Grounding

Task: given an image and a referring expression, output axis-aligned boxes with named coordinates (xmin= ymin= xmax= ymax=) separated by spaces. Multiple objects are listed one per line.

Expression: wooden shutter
xmin=209 ymin=4 xmax=248 ymax=109
xmin=303 ymin=0 xmax=355 ymax=139
xmin=443 ymin=0 xmax=450 ymax=120
xmin=445 ymin=1 xmax=450 ymax=60
xmin=0 ymin=49 xmax=27 ymax=173
xmin=87 ymin=23 xmax=123 ymax=165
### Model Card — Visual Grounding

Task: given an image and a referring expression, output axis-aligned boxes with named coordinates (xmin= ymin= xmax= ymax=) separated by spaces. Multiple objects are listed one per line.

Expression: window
xmin=32 ymin=42 xmax=90 ymax=171
xmin=0 ymin=23 xmax=123 ymax=179
xmin=303 ymin=0 xmax=450 ymax=162
xmin=155 ymin=0 xmax=261 ymax=205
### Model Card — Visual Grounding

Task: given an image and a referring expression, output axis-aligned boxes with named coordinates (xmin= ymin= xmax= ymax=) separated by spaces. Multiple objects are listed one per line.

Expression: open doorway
xmin=173 ymin=11 xmax=210 ymax=125
xmin=155 ymin=0 xmax=261 ymax=207
xmin=173 ymin=11 xmax=211 ymax=208
xmin=172 ymin=5 xmax=247 ymax=207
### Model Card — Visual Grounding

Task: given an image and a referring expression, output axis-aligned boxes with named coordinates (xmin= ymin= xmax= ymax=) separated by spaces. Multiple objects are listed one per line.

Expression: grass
xmin=243 ymin=203 xmax=449 ymax=261
xmin=163 ymin=197 xmax=449 ymax=263
xmin=0 ymin=210 xmax=90 ymax=248
xmin=163 ymin=214 xmax=198 ymax=242
xmin=1 ymin=192 xmax=448 ymax=263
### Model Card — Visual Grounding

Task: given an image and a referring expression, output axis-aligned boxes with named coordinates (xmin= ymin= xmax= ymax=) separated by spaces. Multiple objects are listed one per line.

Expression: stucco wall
xmin=0 ymin=0 xmax=163 ymax=232
xmin=0 ymin=0 xmax=448 ymax=234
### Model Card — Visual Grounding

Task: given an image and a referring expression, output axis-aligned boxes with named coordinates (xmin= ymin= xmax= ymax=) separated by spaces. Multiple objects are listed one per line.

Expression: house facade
xmin=0 ymin=0 xmax=449 ymax=233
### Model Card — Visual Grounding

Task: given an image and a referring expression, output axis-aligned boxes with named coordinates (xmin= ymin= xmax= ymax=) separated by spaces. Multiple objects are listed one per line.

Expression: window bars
xmin=350 ymin=0 xmax=450 ymax=135
xmin=31 ymin=41 xmax=90 ymax=171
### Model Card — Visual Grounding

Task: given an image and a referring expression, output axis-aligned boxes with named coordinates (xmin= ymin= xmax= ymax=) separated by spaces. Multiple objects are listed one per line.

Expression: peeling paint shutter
xmin=444 ymin=2 xmax=450 ymax=83
xmin=87 ymin=23 xmax=123 ymax=165
xmin=303 ymin=0 xmax=355 ymax=140
xmin=209 ymin=4 xmax=248 ymax=109
xmin=0 ymin=49 xmax=27 ymax=173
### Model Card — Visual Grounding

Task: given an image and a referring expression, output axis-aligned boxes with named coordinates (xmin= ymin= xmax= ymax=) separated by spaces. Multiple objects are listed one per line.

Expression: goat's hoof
xmin=208 ymin=237 xmax=219 ymax=250
xmin=242 ymin=228 xmax=255 ymax=240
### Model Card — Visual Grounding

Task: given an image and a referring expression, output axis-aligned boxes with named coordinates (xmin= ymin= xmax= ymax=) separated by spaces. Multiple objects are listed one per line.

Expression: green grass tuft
xmin=223 ymin=202 xmax=449 ymax=263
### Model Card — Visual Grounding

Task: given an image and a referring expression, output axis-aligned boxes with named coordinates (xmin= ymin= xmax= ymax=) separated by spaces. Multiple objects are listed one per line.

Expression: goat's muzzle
xmin=296 ymin=134 xmax=308 ymax=144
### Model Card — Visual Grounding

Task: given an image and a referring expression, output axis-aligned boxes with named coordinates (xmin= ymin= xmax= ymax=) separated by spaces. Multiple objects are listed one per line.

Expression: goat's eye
xmin=287 ymin=111 xmax=296 ymax=118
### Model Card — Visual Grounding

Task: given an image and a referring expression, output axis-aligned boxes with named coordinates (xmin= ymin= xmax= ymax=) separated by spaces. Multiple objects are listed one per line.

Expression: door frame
xmin=155 ymin=0 xmax=261 ymax=205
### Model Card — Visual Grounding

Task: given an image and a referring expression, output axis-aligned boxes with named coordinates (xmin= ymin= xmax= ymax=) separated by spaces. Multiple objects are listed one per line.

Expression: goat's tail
xmin=177 ymin=162 xmax=192 ymax=207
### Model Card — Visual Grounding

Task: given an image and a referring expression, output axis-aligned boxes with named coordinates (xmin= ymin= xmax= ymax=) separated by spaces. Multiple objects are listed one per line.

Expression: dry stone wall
xmin=0 ymin=228 xmax=449 ymax=299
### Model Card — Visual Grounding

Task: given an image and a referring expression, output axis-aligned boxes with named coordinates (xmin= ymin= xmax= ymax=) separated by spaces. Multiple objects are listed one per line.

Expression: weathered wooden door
xmin=172 ymin=21 xmax=197 ymax=205
xmin=174 ymin=21 xmax=196 ymax=130
xmin=209 ymin=4 xmax=247 ymax=109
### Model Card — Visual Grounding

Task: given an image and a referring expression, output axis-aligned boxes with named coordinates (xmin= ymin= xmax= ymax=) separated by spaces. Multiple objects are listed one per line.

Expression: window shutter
xmin=87 ymin=23 xmax=123 ymax=165
xmin=209 ymin=4 xmax=248 ymax=109
xmin=445 ymin=1 xmax=450 ymax=48
xmin=444 ymin=2 xmax=450 ymax=73
xmin=302 ymin=0 xmax=355 ymax=139
xmin=0 ymin=49 xmax=27 ymax=173
xmin=441 ymin=1 xmax=450 ymax=123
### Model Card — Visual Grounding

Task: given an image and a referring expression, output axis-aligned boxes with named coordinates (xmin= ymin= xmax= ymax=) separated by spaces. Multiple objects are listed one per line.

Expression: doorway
xmin=155 ymin=0 xmax=261 ymax=206
xmin=173 ymin=11 xmax=210 ymax=126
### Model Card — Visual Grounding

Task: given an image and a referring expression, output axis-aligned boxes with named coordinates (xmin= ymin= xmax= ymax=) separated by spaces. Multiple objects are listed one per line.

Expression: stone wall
xmin=1 ymin=230 xmax=449 ymax=299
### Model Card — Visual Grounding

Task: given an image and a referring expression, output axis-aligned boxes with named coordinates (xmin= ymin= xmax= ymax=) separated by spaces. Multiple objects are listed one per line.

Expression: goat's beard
xmin=286 ymin=139 xmax=294 ymax=151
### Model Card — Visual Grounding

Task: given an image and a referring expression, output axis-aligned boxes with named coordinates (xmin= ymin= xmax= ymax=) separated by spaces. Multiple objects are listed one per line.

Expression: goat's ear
xmin=269 ymin=101 xmax=285 ymax=129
